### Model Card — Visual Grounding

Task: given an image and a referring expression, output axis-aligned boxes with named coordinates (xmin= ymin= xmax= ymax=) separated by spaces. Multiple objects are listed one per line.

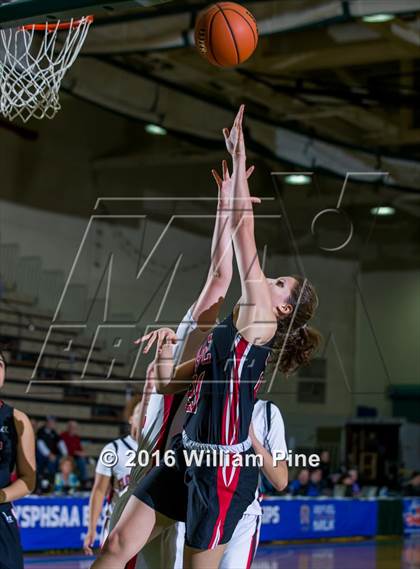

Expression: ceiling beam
xmin=0 ymin=0 xmax=161 ymax=27
xmin=256 ymin=39 xmax=420 ymax=72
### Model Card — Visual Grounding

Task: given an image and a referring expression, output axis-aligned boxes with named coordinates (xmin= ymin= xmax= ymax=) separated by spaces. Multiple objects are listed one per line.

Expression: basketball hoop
xmin=0 ymin=16 xmax=93 ymax=122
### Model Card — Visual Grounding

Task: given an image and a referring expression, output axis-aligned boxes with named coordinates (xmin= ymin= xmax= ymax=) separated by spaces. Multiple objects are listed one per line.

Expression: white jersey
xmin=244 ymin=399 xmax=288 ymax=516
xmin=139 ymin=308 xmax=199 ymax=456
xmin=96 ymin=434 xmax=138 ymax=493
xmin=95 ymin=434 xmax=138 ymax=543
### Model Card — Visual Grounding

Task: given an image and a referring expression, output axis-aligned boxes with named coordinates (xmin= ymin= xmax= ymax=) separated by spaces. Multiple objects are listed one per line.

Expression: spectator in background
xmin=60 ymin=420 xmax=88 ymax=488
xmin=308 ymin=468 xmax=324 ymax=497
xmin=289 ymin=468 xmax=310 ymax=496
xmin=54 ymin=456 xmax=80 ymax=495
xmin=36 ymin=416 xmax=66 ymax=483
xmin=404 ymin=472 xmax=420 ymax=497
xmin=341 ymin=468 xmax=361 ymax=497
xmin=319 ymin=450 xmax=331 ymax=480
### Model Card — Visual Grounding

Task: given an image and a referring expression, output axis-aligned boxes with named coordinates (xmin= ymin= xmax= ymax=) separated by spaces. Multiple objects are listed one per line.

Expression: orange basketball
xmin=195 ymin=2 xmax=258 ymax=67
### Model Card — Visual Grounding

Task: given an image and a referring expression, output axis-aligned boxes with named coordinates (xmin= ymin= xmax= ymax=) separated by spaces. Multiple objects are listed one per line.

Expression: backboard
xmin=0 ymin=0 xmax=173 ymax=27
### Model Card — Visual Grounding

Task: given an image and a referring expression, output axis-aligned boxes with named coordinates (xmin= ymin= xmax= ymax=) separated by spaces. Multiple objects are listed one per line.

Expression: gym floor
xmin=24 ymin=538 xmax=420 ymax=569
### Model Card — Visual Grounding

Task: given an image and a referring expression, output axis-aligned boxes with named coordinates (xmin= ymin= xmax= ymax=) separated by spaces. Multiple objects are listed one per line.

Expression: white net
xmin=0 ymin=16 xmax=93 ymax=122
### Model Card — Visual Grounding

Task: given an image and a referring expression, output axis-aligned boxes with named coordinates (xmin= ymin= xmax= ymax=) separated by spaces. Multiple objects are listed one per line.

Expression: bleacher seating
xmin=0 ymin=293 xmax=144 ymax=468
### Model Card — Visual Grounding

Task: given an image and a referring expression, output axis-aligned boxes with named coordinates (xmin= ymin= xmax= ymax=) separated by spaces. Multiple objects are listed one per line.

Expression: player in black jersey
xmin=91 ymin=107 xmax=321 ymax=569
xmin=0 ymin=351 xmax=36 ymax=569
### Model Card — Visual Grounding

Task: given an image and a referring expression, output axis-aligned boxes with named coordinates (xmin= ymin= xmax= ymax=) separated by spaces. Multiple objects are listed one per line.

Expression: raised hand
xmin=212 ymin=159 xmax=259 ymax=209
xmin=134 ymin=327 xmax=177 ymax=355
xmin=223 ymin=104 xmax=246 ymax=157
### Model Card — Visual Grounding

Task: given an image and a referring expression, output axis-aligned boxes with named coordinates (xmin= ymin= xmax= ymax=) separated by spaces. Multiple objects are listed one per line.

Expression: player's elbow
xmin=28 ymin=475 xmax=37 ymax=494
xmin=275 ymin=479 xmax=288 ymax=492
xmin=273 ymin=469 xmax=288 ymax=492
xmin=272 ymin=478 xmax=288 ymax=492
xmin=21 ymin=471 xmax=36 ymax=494
xmin=155 ymin=380 xmax=174 ymax=394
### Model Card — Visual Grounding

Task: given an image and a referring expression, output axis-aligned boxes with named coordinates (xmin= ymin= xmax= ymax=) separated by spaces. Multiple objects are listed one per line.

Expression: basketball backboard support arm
xmin=0 ymin=0 xmax=172 ymax=27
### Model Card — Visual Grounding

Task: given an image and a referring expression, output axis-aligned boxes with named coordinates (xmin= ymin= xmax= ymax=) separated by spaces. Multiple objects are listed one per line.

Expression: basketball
xmin=195 ymin=2 xmax=258 ymax=67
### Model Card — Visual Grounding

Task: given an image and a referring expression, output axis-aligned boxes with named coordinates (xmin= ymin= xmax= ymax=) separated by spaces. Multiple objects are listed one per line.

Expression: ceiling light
xmin=145 ymin=124 xmax=167 ymax=135
xmin=284 ymin=174 xmax=312 ymax=185
xmin=370 ymin=206 xmax=395 ymax=216
xmin=362 ymin=14 xmax=395 ymax=23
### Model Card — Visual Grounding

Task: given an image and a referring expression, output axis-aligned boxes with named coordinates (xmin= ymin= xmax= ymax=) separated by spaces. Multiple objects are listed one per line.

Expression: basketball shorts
xmin=133 ymin=434 xmax=259 ymax=550
xmin=174 ymin=514 xmax=261 ymax=569
xmin=0 ymin=503 xmax=24 ymax=569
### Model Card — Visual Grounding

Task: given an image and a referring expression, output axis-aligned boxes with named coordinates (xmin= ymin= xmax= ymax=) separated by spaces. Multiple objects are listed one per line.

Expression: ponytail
xmin=272 ymin=324 xmax=322 ymax=376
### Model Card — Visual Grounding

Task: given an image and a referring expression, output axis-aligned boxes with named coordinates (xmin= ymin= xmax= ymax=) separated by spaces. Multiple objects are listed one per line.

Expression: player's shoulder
xmin=254 ymin=399 xmax=284 ymax=422
xmin=13 ymin=407 xmax=32 ymax=431
xmin=101 ymin=438 xmax=120 ymax=453
xmin=13 ymin=407 xmax=28 ymax=420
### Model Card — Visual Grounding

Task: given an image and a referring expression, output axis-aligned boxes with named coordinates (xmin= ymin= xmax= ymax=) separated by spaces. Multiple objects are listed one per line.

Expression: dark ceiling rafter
xmin=237 ymin=69 xmax=420 ymax=110
xmin=64 ymin=70 xmax=419 ymax=197
xmin=0 ymin=0 xmax=143 ymax=27
xmin=92 ymin=0 xmax=349 ymax=27
xmin=92 ymin=54 xmax=420 ymax=169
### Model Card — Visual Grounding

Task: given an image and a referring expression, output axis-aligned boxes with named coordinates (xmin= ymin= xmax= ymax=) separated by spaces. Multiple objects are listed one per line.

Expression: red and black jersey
xmin=183 ymin=313 xmax=273 ymax=446
xmin=0 ymin=400 xmax=17 ymax=491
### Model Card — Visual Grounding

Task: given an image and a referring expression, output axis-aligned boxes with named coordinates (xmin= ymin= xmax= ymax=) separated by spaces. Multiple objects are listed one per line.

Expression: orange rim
xmin=22 ymin=15 xmax=94 ymax=32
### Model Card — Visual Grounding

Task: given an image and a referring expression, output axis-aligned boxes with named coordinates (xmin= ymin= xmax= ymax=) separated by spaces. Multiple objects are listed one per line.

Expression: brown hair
xmin=271 ymin=275 xmax=322 ymax=376
xmin=59 ymin=456 xmax=75 ymax=470
xmin=123 ymin=393 xmax=142 ymax=422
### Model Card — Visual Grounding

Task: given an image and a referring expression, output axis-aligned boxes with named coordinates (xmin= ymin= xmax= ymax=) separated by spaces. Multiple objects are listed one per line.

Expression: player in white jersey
xmin=83 ymin=395 xmax=142 ymax=554
xmin=111 ymin=309 xmax=206 ymax=569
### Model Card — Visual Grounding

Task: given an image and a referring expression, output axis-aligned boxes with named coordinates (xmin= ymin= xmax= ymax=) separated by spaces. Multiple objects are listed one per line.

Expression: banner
xmin=260 ymin=497 xmax=378 ymax=541
xmin=14 ymin=495 xmax=104 ymax=552
xmin=403 ymin=498 xmax=420 ymax=535
xmin=15 ymin=495 xmax=383 ymax=551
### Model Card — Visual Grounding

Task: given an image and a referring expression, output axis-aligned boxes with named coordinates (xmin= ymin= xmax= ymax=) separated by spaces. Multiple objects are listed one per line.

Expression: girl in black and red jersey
xmin=91 ymin=106 xmax=321 ymax=569
xmin=0 ymin=350 xmax=36 ymax=569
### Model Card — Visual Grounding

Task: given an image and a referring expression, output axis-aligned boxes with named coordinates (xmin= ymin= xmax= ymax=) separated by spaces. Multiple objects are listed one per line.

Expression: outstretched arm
xmin=224 ymin=105 xmax=276 ymax=344
xmin=190 ymin=162 xmax=256 ymax=330
xmin=189 ymin=163 xmax=232 ymax=329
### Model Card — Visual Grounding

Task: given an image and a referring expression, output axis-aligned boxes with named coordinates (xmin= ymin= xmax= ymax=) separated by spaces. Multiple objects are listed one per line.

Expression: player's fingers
xmin=222 ymin=159 xmax=229 ymax=180
xmin=162 ymin=331 xmax=177 ymax=345
xmin=143 ymin=332 xmax=158 ymax=353
xmin=222 ymin=128 xmax=229 ymax=142
xmin=246 ymin=165 xmax=255 ymax=178
xmin=250 ymin=196 xmax=261 ymax=204
xmin=234 ymin=104 xmax=243 ymax=125
xmin=235 ymin=104 xmax=245 ymax=129
xmin=134 ymin=331 xmax=153 ymax=345
xmin=157 ymin=329 xmax=172 ymax=348
xmin=212 ymin=169 xmax=222 ymax=188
